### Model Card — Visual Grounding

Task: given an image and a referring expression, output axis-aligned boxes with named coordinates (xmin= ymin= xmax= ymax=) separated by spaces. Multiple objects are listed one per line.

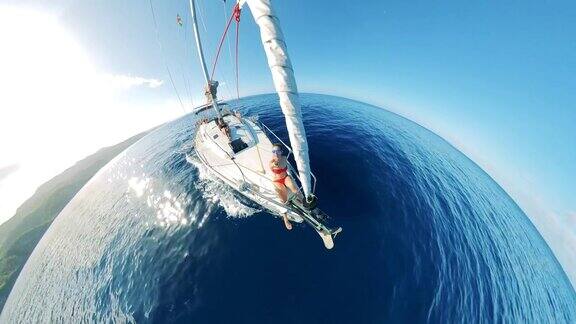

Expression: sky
xmin=0 ymin=0 xmax=574 ymax=284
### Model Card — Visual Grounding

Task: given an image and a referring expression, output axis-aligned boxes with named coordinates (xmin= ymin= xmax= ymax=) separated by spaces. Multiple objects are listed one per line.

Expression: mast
xmin=239 ymin=0 xmax=313 ymax=201
xmin=188 ymin=0 xmax=222 ymax=119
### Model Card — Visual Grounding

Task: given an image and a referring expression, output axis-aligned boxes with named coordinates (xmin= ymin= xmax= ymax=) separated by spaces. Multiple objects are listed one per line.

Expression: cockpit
xmin=200 ymin=110 xmax=255 ymax=157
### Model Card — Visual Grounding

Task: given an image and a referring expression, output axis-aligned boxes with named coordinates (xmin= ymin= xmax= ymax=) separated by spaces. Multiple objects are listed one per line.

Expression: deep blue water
xmin=2 ymin=94 xmax=575 ymax=323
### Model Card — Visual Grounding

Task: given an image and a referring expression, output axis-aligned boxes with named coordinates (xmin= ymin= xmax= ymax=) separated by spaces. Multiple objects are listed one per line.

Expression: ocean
xmin=2 ymin=94 xmax=574 ymax=323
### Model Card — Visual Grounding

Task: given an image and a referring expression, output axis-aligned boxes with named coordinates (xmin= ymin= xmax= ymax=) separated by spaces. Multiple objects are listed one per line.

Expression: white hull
xmin=193 ymin=113 xmax=303 ymax=223
xmin=185 ymin=0 xmax=341 ymax=249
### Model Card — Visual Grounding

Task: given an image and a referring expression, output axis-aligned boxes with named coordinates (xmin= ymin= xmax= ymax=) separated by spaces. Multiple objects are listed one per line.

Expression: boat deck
xmin=194 ymin=115 xmax=302 ymax=220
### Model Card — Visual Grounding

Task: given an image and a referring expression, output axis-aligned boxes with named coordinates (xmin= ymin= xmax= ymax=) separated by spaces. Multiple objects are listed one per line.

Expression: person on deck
xmin=269 ymin=143 xmax=302 ymax=230
xmin=216 ymin=117 xmax=231 ymax=139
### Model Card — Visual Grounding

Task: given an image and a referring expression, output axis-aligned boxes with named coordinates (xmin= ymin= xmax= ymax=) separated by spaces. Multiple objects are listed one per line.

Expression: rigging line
xmin=196 ymin=0 xmax=209 ymax=33
xmin=217 ymin=69 xmax=234 ymax=102
xmin=222 ymin=1 xmax=235 ymax=72
xmin=222 ymin=1 xmax=235 ymax=99
xmin=210 ymin=4 xmax=236 ymax=80
xmin=235 ymin=11 xmax=240 ymax=100
xmin=216 ymin=1 xmax=234 ymax=101
xmin=176 ymin=24 xmax=190 ymax=107
xmin=212 ymin=3 xmax=241 ymax=101
xmin=177 ymin=23 xmax=194 ymax=110
xmin=195 ymin=0 xmax=229 ymax=99
xmin=148 ymin=0 xmax=187 ymax=114
xmin=200 ymin=0 xmax=235 ymax=101
xmin=182 ymin=25 xmax=195 ymax=109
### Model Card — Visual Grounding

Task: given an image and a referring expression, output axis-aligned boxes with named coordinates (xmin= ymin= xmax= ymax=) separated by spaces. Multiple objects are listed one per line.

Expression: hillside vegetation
xmin=0 ymin=130 xmax=151 ymax=311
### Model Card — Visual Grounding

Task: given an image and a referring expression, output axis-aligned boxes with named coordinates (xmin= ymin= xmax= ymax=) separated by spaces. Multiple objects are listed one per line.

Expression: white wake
xmin=186 ymin=153 xmax=259 ymax=218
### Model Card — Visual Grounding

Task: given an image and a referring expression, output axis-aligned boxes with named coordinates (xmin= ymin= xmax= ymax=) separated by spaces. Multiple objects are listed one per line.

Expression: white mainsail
xmin=239 ymin=0 xmax=313 ymax=199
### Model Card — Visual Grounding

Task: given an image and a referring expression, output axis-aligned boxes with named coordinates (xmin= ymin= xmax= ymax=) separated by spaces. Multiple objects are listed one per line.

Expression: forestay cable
xmin=209 ymin=4 xmax=242 ymax=100
xmin=176 ymin=14 xmax=195 ymax=110
xmin=148 ymin=0 xmax=187 ymax=113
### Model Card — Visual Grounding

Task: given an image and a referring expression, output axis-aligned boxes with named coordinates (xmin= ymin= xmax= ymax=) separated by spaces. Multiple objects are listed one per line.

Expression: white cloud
xmin=0 ymin=6 xmax=185 ymax=224
xmin=103 ymin=74 xmax=164 ymax=90
xmin=0 ymin=164 xmax=19 ymax=182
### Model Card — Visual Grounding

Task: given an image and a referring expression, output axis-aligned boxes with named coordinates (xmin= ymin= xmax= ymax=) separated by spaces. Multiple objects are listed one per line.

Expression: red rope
xmin=210 ymin=3 xmax=241 ymax=82
xmin=235 ymin=13 xmax=240 ymax=100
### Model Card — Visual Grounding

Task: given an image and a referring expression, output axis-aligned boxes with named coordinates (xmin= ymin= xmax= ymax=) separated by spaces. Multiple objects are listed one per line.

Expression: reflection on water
xmin=2 ymin=94 xmax=575 ymax=323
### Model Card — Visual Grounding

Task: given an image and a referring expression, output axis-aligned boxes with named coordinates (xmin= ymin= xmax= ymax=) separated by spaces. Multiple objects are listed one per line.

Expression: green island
xmin=0 ymin=130 xmax=150 ymax=311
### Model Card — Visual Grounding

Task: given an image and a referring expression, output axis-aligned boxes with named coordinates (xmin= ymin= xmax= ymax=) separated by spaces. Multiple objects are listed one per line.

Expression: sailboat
xmin=187 ymin=0 xmax=342 ymax=249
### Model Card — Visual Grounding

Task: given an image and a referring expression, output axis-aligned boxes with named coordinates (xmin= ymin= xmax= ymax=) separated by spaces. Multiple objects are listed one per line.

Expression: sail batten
xmin=240 ymin=0 xmax=313 ymax=199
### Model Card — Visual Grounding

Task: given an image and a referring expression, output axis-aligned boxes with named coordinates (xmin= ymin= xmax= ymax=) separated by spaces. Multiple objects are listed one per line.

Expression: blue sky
xmin=0 ymin=0 xmax=574 ymax=282
xmin=56 ymin=0 xmax=576 ymax=212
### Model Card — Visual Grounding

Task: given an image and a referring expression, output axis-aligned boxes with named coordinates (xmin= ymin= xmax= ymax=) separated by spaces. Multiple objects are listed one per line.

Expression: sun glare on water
xmin=0 ymin=6 xmax=181 ymax=224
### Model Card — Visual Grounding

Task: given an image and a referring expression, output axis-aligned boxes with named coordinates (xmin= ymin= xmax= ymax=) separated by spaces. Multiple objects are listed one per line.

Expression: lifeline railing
xmin=193 ymin=114 xmax=335 ymax=233
xmin=193 ymin=111 xmax=317 ymax=199
xmin=191 ymin=103 xmax=339 ymax=233
xmin=253 ymin=117 xmax=318 ymax=195
xmin=194 ymin=140 xmax=301 ymax=217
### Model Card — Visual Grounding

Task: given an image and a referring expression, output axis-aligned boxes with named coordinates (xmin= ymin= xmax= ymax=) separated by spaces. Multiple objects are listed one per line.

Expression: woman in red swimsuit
xmin=269 ymin=144 xmax=301 ymax=230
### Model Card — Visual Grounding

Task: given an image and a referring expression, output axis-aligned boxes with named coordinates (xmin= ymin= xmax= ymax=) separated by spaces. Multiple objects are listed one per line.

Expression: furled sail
xmin=239 ymin=0 xmax=313 ymax=199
